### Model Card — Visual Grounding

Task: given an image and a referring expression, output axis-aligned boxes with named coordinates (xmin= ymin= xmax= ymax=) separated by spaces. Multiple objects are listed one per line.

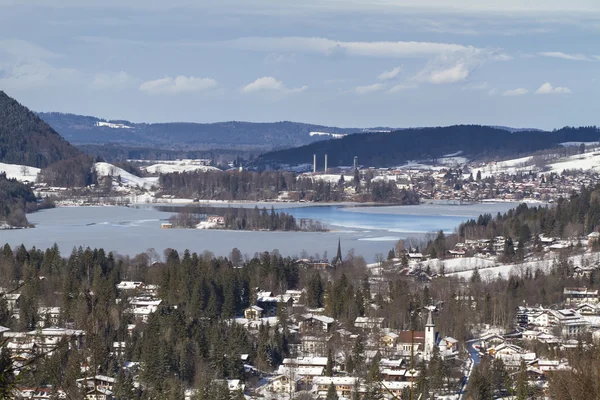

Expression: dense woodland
xmin=257 ymin=125 xmax=600 ymax=169
xmin=0 ymin=174 xmax=50 ymax=227
xmin=167 ymin=206 xmax=316 ymax=231
xmin=0 ymin=92 xmax=81 ymax=168
xmin=158 ymin=170 xmax=420 ymax=204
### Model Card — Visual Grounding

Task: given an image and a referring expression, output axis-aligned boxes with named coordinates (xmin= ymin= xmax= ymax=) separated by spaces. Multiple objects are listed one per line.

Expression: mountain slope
xmin=38 ymin=112 xmax=376 ymax=152
xmin=256 ymin=125 xmax=600 ymax=169
xmin=0 ymin=92 xmax=82 ymax=168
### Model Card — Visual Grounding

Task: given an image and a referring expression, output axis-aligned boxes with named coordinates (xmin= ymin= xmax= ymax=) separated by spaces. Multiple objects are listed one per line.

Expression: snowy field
xmin=0 ymin=162 xmax=40 ymax=182
xmin=95 ymin=162 xmax=158 ymax=190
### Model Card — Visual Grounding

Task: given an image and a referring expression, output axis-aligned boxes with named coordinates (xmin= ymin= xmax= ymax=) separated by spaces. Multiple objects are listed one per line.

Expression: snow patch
xmin=142 ymin=163 xmax=220 ymax=175
xmin=0 ymin=162 xmax=40 ymax=182
xmin=309 ymin=132 xmax=346 ymax=139
xmin=94 ymin=162 xmax=158 ymax=190
xmin=96 ymin=121 xmax=133 ymax=129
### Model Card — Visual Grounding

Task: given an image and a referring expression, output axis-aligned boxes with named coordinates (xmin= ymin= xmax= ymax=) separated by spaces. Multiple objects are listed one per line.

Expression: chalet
xmin=447 ymin=250 xmax=466 ymax=258
xmin=564 ymin=287 xmax=598 ymax=304
xmin=588 ymin=231 xmax=600 ymax=246
xmin=407 ymin=253 xmax=424 ymax=261
xmin=37 ymin=307 xmax=60 ymax=327
xmin=479 ymin=332 xmax=506 ymax=349
xmin=5 ymin=293 xmax=21 ymax=311
xmin=160 ymin=223 xmax=173 ymax=229
xmin=244 ymin=306 xmax=263 ymax=320
xmin=312 ymin=376 xmax=359 ymax=398
xmin=300 ymin=335 xmax=332 ymax=357
xmin=294 ymin=259 xmax=333 ymax=269
xmin=381 ymin=332 xmax=399 ymax=348
xmin=354 ymin=316 xmax=385 ymax=330
xmin=576 ymin=302 xmax=599 ymax=315
xmin=276 ymin=364 xmax=324 ymax=384
xmin=85 ymin=387 xmax=114 ymax=400
xmin=300 ymin=314 xmax=335 ymax=333
xmin=256 ymin=292 xmax=293 ymax=317
xmin=116 ymin=281 xmax=145 ymax=291
xmin=207 ymin=215 xmax=225 ymax=225
xmin=266 ymin=375 xmax=297 ymax=394
xmin=15 ymin=387 xmax=68 ymax=399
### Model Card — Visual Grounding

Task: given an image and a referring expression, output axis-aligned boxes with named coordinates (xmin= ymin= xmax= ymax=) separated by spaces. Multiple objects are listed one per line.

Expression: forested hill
xmin=38 ymin=112 xmax=372 ymax=152
xmin=255 ymin=125 xmax=600 ymax=169
xmin=0 ymin=92 xmax=82 ymax=168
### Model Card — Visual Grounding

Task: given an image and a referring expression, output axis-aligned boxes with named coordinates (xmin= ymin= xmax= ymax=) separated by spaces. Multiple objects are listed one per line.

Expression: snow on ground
xmin=306 ymin=174 xmax=345 ymax=183
xmin=94 ymin=162 xmax=158 ymax=190
xmin=548 ymin=151 xmax=600 ymax=174
xmin=477 ymin=156 xmax=535 ymax=178
xmin=446 ymin=252 xmax=600 ymax=280
xmin=422 ymin=256 xmax=497 ymax=274
xmin=0 ymin=162 xmax=40 ymax=182
xmin=141 ymin=163 xmax=220 ymax=174
xmin=96 ymin=121 xmax=132 ymax=129
xmin=309 ymin=131 xmax=346 ymax=139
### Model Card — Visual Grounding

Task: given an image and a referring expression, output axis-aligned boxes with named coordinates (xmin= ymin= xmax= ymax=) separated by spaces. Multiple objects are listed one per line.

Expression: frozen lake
xmin=0 ymin=202 xmax=522 ymax=262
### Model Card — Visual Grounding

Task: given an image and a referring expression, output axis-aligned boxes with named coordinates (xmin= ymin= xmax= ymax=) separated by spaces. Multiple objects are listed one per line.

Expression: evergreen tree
xmin=326 ymin=382 xmax=339 ymax=400
xmin=325 ymin=348 xmax=334 ymax=377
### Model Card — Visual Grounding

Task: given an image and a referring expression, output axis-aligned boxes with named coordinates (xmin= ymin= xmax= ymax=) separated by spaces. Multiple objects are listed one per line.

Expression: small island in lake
xmin=164 ymin=205 xmax=326 ymax=232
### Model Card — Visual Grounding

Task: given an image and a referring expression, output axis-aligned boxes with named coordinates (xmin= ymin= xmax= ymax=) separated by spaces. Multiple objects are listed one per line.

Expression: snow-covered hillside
xmin=548 ymin=151 xmax=600 ymax=173
xmin=141 ymin=163 xmax=220 ymax=174
xmin=0 ymin=162 xmax=40 ymax=182
xmin=96 ymin=121 xmax=132 ymax=129
xmin=94 ymin=162 xmax=158 ymax=190
xmin=309 ymin=132 xmax=346 ymax=139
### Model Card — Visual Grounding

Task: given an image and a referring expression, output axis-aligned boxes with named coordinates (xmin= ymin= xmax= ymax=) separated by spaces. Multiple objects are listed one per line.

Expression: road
xmin=457 ymin=339 xmax=481 ymax=400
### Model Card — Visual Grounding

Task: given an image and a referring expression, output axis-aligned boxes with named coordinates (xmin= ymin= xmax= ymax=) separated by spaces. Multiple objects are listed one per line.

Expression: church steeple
xmin=424 ymin=309 xmax=436 ymax=361
xmin=333 ymin=238 xmax=343 ymax=267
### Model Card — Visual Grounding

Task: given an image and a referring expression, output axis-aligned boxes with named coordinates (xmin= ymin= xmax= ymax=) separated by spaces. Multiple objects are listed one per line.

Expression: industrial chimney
xmin=354 ymin=156 xmax=358 ymax=170
xmin=313 ymin=154 xmax=317 ymax=174
xmin=325 ymin=154 xmax=328 ymax=174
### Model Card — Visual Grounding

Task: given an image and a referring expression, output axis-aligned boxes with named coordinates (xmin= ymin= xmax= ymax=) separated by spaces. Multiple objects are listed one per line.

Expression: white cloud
xmin=502 ymin=88 xmax=528 ymax=96
xmin=535 ymin=82 xmax=572 ymax=94
xmin=538 ymin=51 xmax=591 ymax=61
xmin=224 ymin=37 xmax=477 ymax=59
xmin=424 ymin=62 xmax=470 ymax=84
xmin=377 ymin=66 xmax=403 ymax=81
xmin=91 ymin=71 xmax=133 ymax=89
xmin=263 ymin=53 xmax=296 ymax=65
xmin=387 ymin=83 xmax=417 ymax=93
xmin=0 ymin=60 xmax=81 ymax=89
xmin=242 ymin=76 xmax=307 ymax=94
xmin=355 ymin=83 xmax=385 ymax=94
xmin=139 ymin=75 xmax=218 ymax=94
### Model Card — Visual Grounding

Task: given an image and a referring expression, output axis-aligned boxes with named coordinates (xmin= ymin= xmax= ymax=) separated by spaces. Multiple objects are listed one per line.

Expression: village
xmin=4 ymin=228 xmax=600 ymax=399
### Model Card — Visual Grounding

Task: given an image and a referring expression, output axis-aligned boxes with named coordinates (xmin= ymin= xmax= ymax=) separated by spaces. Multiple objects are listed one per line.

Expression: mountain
xmin=38 ymin=112 xmax=377 ymax=152
xmin=0 ymin=92 xmax=82 ymax=168
xmin=255 ymin=125 xmax=600 ymax=169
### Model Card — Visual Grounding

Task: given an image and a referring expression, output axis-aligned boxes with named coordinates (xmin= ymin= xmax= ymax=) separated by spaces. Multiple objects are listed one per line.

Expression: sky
xmin=0 ymin=0 xmax=599 ymax=129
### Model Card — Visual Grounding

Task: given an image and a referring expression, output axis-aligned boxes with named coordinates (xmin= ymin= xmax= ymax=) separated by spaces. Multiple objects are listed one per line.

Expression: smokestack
xmin=313 ymin=154 xmax=317 ymax=174
xmin=354 ymin=156 xmax=358 ymax=170
xmin=325 ymin=154 xmax=328 ymax=174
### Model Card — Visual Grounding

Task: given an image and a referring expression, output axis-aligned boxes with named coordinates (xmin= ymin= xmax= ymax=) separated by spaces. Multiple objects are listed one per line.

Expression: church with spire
xmin=332 ymin=238 xmax=343 ymax=267
xmin=424 ymin=309 xmax=437 ymax=361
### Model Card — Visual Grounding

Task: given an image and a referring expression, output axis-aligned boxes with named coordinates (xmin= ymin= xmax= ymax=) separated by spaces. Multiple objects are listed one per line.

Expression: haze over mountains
xmin=38 ymin=112 xmax=369 ymax=153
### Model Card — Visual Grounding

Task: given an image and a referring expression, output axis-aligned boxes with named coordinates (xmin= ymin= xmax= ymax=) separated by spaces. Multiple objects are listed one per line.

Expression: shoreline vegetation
xmin=164 ymin=205 xmax=327 ymax=232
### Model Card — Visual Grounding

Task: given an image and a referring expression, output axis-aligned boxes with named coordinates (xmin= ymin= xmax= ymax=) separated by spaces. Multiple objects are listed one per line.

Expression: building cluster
xmin=367 ymin=166 xmax=600 ymax=203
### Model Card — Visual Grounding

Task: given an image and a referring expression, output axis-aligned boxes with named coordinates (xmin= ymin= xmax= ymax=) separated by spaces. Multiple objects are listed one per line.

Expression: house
xmin=576 ymin=303 xmax=599 ymax=315
xmin=5 ymin=293 xmax=21 ymax=311
xmin=244 ymin=306 xmax=263 ymax=320
xmin=116 ymin=281 xmax=145 ymax=291
xmin=85 ymin=387 xmax=114 ymax=400
xmin=160 ymin=223 xmax=173 ymax=229
xmin=267 ymin=375 xmax=297 ymax=394
xmin=76 ymin=375 xmax=116 ymax=393
xmin=207 ymin=215 xmax=225 ymax=225
xmin=300 ymin=314 xmax=335 ymax=333
xmin=15 ymin=387 xmax=67 ymax=399
xmin=354 ymin=316 xmax=385 ymax=330
xmin=381 ymin=332 xmax=399 ymax=348
xmin=37 ymin=307 xmax=60 ymax=327
xmin=479 ymin=333 xmax=506 ymax=350
xmin=564 ymin=287 xmax=598 ymax=304
xmin=256 ymin=292 xmax=293 ymax=317
xmin=588 ymin=231 xmax=600 ymax=246
xmin=447 ymin=250 xmax=466 ymax=258
xmin=439 ymin=336 xmax=458 ymax=352
xmin=300 ymin=336 xmax=331 ymax=357
xmin=312 ymin=376 xmax=360 ymax=399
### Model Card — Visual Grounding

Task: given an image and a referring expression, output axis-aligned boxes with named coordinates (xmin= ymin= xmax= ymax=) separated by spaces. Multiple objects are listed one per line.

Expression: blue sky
xmin=0 ymin=0 xmax=599 ymax=129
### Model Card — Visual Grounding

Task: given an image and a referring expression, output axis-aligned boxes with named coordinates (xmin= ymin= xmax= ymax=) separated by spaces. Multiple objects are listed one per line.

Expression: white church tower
xmin=424 ymin=309 xmax=436 ymax=361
